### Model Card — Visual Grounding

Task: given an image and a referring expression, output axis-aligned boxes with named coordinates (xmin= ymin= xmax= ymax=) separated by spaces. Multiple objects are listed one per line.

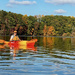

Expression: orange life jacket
xmin=12 ymin=36 xmax=20 ymax=41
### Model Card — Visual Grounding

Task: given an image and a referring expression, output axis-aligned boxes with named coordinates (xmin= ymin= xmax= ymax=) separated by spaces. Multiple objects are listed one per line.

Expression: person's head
xmin=14 ymin=31 xmax=17 ymax=36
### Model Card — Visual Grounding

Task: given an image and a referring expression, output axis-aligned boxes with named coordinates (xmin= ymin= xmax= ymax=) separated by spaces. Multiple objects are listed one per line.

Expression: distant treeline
xmin=0 ymin=10 xmax=75 ymax=36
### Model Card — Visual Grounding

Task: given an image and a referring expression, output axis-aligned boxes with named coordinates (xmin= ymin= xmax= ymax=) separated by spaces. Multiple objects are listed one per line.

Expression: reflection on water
xmin=0 ymin=36 xmax=75 ymax=75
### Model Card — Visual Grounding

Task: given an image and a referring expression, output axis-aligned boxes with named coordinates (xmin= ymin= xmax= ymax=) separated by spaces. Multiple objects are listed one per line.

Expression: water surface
xmin=0 ymin=36 xmax=75 ymax=75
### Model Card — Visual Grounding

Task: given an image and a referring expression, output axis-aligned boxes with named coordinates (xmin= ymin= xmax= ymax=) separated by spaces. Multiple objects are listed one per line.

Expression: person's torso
xmin=11 ymin=35 xmax=20 ymax=41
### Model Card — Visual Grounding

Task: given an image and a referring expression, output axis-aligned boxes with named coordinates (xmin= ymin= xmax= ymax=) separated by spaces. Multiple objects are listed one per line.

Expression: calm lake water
xmin=0 ymin=36 xmax=75 ymax=75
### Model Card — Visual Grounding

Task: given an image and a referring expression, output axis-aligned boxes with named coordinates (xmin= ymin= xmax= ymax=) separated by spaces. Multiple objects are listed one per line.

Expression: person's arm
xmin=10 ymin=35 xmax=14 ymax=41
xmin=17 ymin=36 xmax=21 ymax=41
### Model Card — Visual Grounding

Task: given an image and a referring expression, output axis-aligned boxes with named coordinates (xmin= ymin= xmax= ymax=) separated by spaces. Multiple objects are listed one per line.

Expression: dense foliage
xmin=0 ymin=10 xmax=75 ymax=36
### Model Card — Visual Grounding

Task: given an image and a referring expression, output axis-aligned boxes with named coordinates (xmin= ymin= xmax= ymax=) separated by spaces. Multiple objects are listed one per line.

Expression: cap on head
xmin=14 ymin=31 xmax=17 ymax=33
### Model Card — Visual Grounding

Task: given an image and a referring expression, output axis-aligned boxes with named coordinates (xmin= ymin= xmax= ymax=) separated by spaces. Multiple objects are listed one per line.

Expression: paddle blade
xmin=30 ymin=39 xmax=38 ymax=42
xmin=4 ymin=41 xmax=9 ymax=44
xmin=0 ymin=39 xmax=5 ymax=44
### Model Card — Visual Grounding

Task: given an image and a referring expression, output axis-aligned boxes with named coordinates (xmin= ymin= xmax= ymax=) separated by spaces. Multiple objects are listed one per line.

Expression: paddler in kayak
xmin=10 ymin=31 xmax=20 ymax=41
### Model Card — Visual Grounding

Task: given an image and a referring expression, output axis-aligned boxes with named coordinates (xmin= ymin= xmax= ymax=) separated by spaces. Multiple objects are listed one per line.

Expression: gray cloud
xmin=54 ymin=9 xmax=66 ymax=14
xmin=7 ymin=3 xmax=13 ymax=7
xmin=45 ymin=0 xmax=75 ymax=5
xmin=9 ymin=0 xmax=36 ymax=5
xmin=7 ymin=0 xmax=36 ymax=7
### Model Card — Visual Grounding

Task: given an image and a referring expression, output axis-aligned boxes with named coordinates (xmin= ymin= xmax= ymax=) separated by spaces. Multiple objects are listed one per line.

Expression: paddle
xmin=0 ymin=39 xmax=9 ymax=44
xmin=0 ymin=39 xmax=5 ymax=44
xmin=0 ymin=39 xmax=37 ymax=44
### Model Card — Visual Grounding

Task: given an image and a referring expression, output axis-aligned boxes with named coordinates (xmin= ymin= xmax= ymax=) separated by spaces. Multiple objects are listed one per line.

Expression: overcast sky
xmin=0 ymin=0 xmax=75 ymax=16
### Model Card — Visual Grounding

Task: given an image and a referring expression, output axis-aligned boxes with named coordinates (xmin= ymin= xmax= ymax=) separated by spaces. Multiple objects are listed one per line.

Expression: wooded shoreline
xmin=0 ymin=10 xmax=75 ymax=36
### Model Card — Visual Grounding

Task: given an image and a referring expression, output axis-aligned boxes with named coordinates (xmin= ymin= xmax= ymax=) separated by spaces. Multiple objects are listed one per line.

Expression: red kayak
xmin=9 ymin=39 xmax=37 ymax=49
xmin=0 ymin=39 xmax=37 ymax=51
